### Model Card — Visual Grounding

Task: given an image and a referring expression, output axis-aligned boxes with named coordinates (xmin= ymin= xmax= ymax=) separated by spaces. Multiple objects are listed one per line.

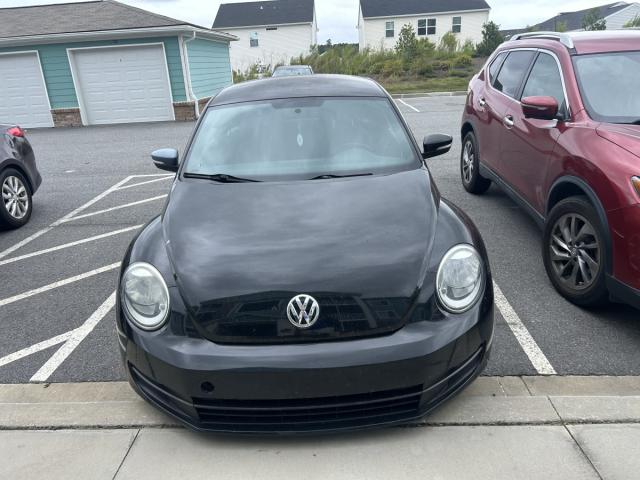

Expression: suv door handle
xmin=503 ymin=115 xmax=514 ymax=128
xmin=478 ymin=97 xmax=486 ymax=107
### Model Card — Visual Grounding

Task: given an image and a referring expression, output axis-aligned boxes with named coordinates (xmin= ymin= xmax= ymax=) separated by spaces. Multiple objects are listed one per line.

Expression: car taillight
xmin=6 ymin=126 xmax=25 ymax=138
xmin=632 ymin=176 xmax=640 ymax=198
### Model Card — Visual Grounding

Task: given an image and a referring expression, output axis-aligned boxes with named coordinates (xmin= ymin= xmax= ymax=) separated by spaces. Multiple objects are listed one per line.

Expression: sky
xmin=1 ymin=0 xmax=624 ymax=43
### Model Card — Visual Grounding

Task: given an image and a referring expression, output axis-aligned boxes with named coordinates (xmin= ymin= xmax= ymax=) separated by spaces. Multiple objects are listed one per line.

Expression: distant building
xmin=213 ymin=0 xmax=317 ymax=72
xmin=501 ymin=2 xmax=640 ymax=38
xmin=358 ymin=0 xmax=491 ymax=51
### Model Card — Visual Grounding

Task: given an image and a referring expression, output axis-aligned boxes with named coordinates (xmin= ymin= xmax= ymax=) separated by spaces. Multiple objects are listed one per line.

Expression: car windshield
xmin=183 ymin=97 xmax=420 ymax=181
xmin=273 ymin=67 xmax=312 ymax=77
xmin=573 ymin=51 xmax=640 ymax=124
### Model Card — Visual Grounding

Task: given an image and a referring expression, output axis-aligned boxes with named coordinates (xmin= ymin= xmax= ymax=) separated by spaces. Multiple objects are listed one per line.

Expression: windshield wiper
xmin=308 ymin=173 xmax=373 ymax=180
xmin=184 ymin=172 xmax=260 ymax=183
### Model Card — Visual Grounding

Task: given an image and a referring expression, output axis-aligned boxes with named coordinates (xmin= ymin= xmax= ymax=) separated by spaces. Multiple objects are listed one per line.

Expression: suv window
xmin=488 ymin=52 xmax=507 ymax=84
xmin=493 ymin=51 xmax=535 ymax=98
xmin=522 ymin=53 xmax=566 ymax=114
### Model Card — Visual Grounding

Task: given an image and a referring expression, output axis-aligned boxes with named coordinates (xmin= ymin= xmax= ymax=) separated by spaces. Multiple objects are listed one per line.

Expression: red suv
xmin=461 ymin=31 xmax=640 ymax=310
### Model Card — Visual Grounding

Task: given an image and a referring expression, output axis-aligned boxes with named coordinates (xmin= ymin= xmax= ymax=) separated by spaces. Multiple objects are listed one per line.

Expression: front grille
xmin=193 ymin=385 xmax=423 ymax=432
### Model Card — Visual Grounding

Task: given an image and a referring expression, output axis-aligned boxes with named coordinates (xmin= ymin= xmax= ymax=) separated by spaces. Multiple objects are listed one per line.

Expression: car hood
xmin=162 ymin=169 xmax=439 ymax=344
xmin=596 ymin=123 xmax=640 ymax=159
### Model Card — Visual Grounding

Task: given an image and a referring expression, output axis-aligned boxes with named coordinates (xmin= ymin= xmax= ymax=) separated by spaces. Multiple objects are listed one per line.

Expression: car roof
xmin=275 ymin=65 xmax=312 ymax=69
xmin=209 ymin=74 xmax=386 ymax=107
xmin=502 ymin=30 xmax=640 ymax=55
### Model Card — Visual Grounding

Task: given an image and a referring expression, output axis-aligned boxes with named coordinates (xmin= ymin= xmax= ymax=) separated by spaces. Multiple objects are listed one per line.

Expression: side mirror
xmin=423 ymin=134 xmax=453 ymax=159
xmin=151 ymin=148 xmax=179 ymax=172
xmin=521 ymin=96 xmax=559 ymax=120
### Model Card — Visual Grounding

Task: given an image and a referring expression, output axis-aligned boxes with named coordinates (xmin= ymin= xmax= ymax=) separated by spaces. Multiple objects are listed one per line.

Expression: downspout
xmin=182 ymin=32 xmax=199 ymax=118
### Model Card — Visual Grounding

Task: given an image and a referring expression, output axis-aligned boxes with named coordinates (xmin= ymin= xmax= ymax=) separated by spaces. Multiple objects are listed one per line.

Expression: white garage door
xmin=71 ymin=45 xmax=175 ymax=125
xmin=0 ymin=52 xmax=53 ymax=128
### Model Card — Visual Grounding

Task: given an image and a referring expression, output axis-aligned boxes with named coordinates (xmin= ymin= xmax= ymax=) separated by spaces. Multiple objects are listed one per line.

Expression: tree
xmin=476 ymin=21 xmax=504 ymax=57
xmin=555 ymin=21 xmax=568 ymax=32
xmin=582 ymin=8 xmax=607 ymax=31
xmin=395 ymin=24 xmax=418 ymax=60
xmin=624 ymin=15 xmax=640 ymax=27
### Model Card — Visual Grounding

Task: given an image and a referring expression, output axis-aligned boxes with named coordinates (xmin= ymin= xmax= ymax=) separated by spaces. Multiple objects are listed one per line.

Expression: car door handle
xmin=503 ymin=115 xmax=514 ymax=128
xmin=478 ymin=97 xmax=486 ymax=108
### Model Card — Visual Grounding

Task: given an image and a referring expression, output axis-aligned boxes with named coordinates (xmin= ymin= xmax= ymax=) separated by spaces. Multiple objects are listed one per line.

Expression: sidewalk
xmin=1 ymin=376 xmax=639 ymax=479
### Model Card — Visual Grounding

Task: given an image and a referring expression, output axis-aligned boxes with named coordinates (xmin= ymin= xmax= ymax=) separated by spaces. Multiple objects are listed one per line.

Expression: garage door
xmin=71 ymin=45 xmax=175 ymax=125
xmin=0 ymin=52 xmax=53 ymax=128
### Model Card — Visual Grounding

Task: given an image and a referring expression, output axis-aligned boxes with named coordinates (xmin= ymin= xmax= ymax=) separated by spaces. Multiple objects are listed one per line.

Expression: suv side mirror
xmin=423 ymin=134 xmax=453 ymax=159
xmin=521 ymin=96 xmax=559 ymax=120
xmin=151 ymin=148 xmax=179 ymax=172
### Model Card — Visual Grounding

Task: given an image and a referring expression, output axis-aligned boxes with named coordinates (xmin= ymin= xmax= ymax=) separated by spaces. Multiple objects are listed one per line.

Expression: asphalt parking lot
xmin=0 ymin=95 xmax=638 ymax=384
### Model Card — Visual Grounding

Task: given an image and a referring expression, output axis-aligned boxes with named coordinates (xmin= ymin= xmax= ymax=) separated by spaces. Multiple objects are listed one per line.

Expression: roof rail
xmin=510 ymin=31 xmax=575 ymax=49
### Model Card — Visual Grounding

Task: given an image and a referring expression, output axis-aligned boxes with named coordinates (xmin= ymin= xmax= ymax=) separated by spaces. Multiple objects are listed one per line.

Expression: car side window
xmin=493 ymin=51 xmax=535 ymax=98
xmin=521 ymin=53 xmax=567 ymax=115
xmin=488 ymin=52 xmax=507 ymax=84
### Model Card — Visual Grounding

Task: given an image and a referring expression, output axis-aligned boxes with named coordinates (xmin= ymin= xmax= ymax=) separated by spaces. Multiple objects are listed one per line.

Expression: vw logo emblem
xmin=287 ymin=294 xmax=320 ymax=329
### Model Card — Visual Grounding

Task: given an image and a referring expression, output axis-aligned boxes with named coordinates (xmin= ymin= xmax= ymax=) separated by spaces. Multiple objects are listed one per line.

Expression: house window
xmin=427 ymin=18 xmax=436 ymax=35
xmin=250 ymin=32 xmax=259 ymax=47
xmin=452 ymin=16 xmax=462 ymax=33
xmin=385 ymin=21 xmax=394 ymax=37
xmin=418 ymin=19 xmax=427 ymax=35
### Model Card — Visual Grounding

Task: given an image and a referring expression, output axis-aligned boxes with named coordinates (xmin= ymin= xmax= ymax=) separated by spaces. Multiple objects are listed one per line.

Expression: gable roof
xmin=0 ymin=0 xmax=217 ymax=39
xmin=502 ymin=2 xmax=633 ymax=36
xmin=213 ymin=0 xmax=315 ymax=29
xmin=360 ymin=0 xmax=491 ymax=19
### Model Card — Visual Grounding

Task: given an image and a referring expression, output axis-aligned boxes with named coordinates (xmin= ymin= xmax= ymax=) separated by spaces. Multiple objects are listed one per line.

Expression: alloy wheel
xmin=1 ymin=175 xmax=29 ymax=220
xmin=462 ymin=140 xmax=474 ymax=184
xmin=549 ymin=213 xmax=600 ymax=291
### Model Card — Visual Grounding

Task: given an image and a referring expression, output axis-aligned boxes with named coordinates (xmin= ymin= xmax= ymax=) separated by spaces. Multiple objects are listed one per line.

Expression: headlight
xmin=436 ymin=244 xmax=484 ymax=314
xmin=121 ymin=262 xmax=170 ymax=330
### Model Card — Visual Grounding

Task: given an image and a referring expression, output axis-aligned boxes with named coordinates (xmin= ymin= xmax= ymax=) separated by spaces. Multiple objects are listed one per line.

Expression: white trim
xmin=0 ymin=50 xmax=54 ymax=127
xmin=66 ymin=43 xmax=176 ymax=126
xmin=362 ymin=8 xmax=491 ymax=20
xmin=0 ymin=26 xmax=237 ymax=48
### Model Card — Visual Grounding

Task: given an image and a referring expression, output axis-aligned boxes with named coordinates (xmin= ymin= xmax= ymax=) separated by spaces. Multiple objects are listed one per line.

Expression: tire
xmin=0 ymin=168 xmax=33 ymax=230
xmin=461 ymin=131 xmax=491 ymax=194
xmin=542 ymin=196 xmax=609 ymax=307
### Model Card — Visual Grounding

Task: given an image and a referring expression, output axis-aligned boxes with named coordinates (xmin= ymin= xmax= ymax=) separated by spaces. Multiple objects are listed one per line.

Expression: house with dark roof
xmin=358 ymin=0 xmax=491 ymax=51
xmin=213 ymin=0 xmax=317 ymax=72
xmin=0 ymin=0 xmax=236 ymax=128
xmin=501 ymin=2 xmax=640 ymax=38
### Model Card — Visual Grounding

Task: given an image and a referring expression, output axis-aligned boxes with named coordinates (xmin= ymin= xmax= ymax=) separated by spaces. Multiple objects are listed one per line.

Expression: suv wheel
xmin=0 ymin=168 xmax=32 ymax=229
xmin=543 ymin=196 xmax=608 ymax=307
xmin=461 ymin=132 xmax=491 ymax=194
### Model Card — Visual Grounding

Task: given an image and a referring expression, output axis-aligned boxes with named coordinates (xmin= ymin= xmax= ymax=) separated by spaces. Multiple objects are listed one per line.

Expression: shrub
xmin=624 ymin=15 xmax=640 ymax=27
xmin=452 ymin=54 xmax=473 ymax=68
xmin=476 ymin=21 xmax=504 ymax=57
xmin=439 ymin=32 xmax=459 ymax=54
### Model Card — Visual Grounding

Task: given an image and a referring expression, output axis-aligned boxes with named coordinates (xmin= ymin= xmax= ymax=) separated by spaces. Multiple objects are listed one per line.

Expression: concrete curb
xmin=392 ymin=91 xmax=467 ymax=98
xmin=1 ymin=376 xmax=639 ymax=430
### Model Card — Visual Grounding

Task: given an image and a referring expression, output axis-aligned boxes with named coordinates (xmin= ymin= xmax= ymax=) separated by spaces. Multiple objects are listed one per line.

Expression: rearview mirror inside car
xmin=151 ymin=148 xmax=179 ymax=172
xmin=521 ymin=96 xmax=559 ymax=121
xmin=423 ymin=134 xmax=453 ymax=159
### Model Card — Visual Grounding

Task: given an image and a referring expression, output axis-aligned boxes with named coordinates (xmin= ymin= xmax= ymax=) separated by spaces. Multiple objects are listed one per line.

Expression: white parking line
xmin=493 ymin=281 xmax=557 ymax=375
xmin=59 ymin=195 xmax=168 ymax=223
xmin=0 ymin=263 xmax=120 ymax=308
xmin=116 ymin=176 xmax=173 ymax=191
xmin=30 ymin=291 xmax=116 ymax=383
xmin=0 ymin=331 xmax=73 ymax=369
xmin=0 ymin=225 xmax=142 ymax=267
xmin=398 ymin=99 xmax=420 ymax=113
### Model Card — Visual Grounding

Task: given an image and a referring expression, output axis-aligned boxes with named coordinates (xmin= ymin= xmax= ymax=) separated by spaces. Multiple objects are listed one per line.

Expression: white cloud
xmin=1 ymin=0 xmax=625 ymax=43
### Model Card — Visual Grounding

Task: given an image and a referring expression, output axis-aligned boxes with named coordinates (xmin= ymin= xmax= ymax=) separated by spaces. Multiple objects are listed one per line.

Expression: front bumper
xmin=119 ymin=301 xmax=493 ymax=434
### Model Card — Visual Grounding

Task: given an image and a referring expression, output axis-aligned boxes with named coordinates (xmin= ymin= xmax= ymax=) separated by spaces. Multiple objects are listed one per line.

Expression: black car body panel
xmin=0 ymin=125 xmax=42 ymax=194
xmin=118 ymin=75 xmax=494 ymax=434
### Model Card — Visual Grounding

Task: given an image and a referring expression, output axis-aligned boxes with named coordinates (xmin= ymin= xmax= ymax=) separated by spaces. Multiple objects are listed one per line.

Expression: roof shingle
xmin=360 ymin=0 xmax=491 ymax=19
xmin=213 ymin=0 xmax=314 ymax=29
xmin=530 ymin=2 xmax=631 ymax=31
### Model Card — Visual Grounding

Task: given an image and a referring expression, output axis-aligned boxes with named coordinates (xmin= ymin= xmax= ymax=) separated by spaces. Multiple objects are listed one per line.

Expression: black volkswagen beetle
xmin=117 ymin=75 xmax=494 ymax=434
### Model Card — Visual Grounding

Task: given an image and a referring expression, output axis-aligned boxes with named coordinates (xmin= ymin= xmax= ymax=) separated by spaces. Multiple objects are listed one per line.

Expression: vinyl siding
xmin=186 ymin=37 xmax=232 ymax=99
xmin=0 ymin=36 xmax=187 ymax=109
xmin=605 ymin=3 xmax=640 ymax=29
xmin=361 ymin=10 xmax=489 ymax=51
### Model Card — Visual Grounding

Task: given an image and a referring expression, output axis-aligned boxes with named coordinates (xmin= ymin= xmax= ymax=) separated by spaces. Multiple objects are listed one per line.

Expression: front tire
xmin=542 ymin=196 xmax=608 ymax=307
xmin=461 ymin=132 xmax=491 ymax=194
xmin=0 ymin=168 xmax=32 ymax=229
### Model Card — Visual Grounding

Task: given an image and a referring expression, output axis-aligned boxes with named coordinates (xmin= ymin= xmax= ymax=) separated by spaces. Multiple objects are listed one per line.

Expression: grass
xmin=379 ymin=76 xmax=472 ymax=94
